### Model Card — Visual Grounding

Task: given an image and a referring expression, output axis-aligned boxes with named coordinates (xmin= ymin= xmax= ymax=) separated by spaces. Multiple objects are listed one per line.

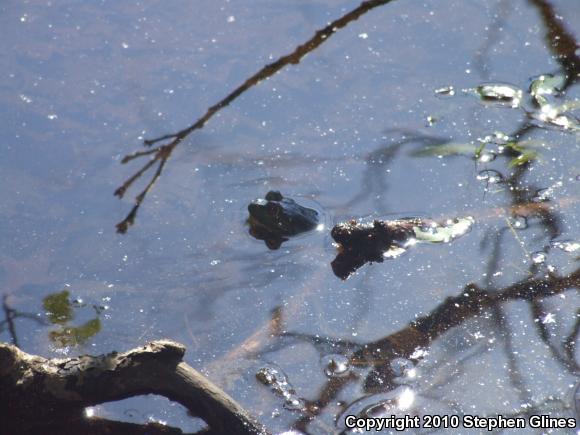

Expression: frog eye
xmin=265 ymin=191 xmax=283 ymax=201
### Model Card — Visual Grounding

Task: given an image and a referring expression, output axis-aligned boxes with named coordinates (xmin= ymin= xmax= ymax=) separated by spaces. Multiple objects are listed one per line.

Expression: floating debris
xmin=550 ymin=240 xmax=580 ymax=253
xmin=256 ymin=365 xmax=306 ymax=411
xmin=465 ymin=83 xmax=523 ymax=108
xmin=426 ymin=115 xmax=437 ymax=126
xmin=434 ymin=85 xmax=455 ymax=97
xmin=533 ymin=105 xmax=580 ymax=132
xmin=413 ymin=217 xmax=474 ymax=244
xmin=321 ymin=354 xmax=350 ymax=377
xmin=529 ymin=73 xmax=565 ymax=106
xmin=411 ymin=142 xmax=478 ymax=158
xmin=508 ymin=215 xmax=528 ymax=230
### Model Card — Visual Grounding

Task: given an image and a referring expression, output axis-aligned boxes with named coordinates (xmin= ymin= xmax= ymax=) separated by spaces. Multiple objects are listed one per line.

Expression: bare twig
xmin=115 ymin=0 xmax=396 ymax=232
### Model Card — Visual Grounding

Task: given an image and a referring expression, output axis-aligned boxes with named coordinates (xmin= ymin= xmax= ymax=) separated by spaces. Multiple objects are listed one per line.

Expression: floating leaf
xmin=529 ymin=73 xmax=566 ymax=106
xmin=434 ymin=86 xmax=455 ymax=97
xmin=476 ymin=169 xmax=504 ymax=184
xmin=465 ymin=83 xmax=523 ymax=108
xmin=474 ymin=141 xmax=487 ymax=160
xmin=413 ymin=217 xmax=474 ymax=243
xmin=411 ymin=143 xmax=478 ymax=157
xmin=509 ymin=150 xmax=538 ymax=167
xmin=49 ymin=318 xmax=101 ymax=347
xmin=43 ymin=290 xmax=73 ymax=325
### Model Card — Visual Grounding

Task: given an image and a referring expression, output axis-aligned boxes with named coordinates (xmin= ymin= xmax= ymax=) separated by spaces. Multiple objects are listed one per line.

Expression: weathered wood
xmin=0 ymin=339 xmax=268 ymax=434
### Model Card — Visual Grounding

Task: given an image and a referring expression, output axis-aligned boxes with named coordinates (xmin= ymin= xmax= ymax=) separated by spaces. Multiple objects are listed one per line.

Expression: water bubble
xmin=477 ymin=169 xmax=503 ymax=184
xmin=390 ymin=358 xmax=417 ymax=381
xmin=358 ymin=33 xmax=369 ymax=39
xmin=321 ymin=354 xmax=350 ymax=377
xmin=480 ymin=131 xmax=511 ymax=145
xmin=531 ymin=251 xmax=547 ymax=264
xmin=477 ymin=151 xmax=497 ymax=163
xmin=509 ymin=215 xmax=528 ymax=230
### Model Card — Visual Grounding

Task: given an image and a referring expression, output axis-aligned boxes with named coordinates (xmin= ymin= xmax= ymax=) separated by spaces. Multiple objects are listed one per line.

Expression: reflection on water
xmin=1 ymin=0 xmax=580 ymax=432
xmin=330 ymin=216 xmax=473 ymax=279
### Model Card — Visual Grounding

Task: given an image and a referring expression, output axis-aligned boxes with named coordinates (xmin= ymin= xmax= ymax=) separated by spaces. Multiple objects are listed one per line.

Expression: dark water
xmin=1 ymin=0 xmax=580 ymax=433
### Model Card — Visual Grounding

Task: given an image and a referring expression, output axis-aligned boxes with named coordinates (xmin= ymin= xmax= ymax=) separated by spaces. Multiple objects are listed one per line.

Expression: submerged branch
xmin=115 ymin=0 xmax=395 ymax=232
xmin=0 ymin=340 xmax=267 ymax=435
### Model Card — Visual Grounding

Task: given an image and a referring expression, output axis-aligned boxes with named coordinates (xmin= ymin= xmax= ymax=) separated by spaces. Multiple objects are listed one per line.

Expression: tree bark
xmin=0 ymin=339 xmax=267 ymax=434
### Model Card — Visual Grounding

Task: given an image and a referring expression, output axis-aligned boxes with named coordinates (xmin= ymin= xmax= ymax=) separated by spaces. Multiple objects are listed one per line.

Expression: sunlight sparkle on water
xmin=397 ymin=388 xmax=415 ymax=411
xmin=542 ymin=313 xmax=556 ymax=324
xmin=383 ymin=246 xmax=407 ymax=258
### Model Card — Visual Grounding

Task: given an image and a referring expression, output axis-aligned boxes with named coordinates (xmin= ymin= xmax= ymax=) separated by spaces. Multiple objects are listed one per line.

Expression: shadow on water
xmin=233 ymin=0 xmax=580 ymax=433
xmin=2 ymin=0 xmax=580 ymax=432
xmin=114 ymin=0 xmax=399 ymax=234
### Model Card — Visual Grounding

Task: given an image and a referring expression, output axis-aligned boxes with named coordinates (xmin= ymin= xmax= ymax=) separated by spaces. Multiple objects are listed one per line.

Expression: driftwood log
xmin=0 ymin=339 xmax=267 ymax=435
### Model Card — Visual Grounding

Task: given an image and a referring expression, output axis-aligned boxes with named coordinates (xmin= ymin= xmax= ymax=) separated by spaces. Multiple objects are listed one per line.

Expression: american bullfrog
xmin=248 ymin=191 xmax=319 ymax=249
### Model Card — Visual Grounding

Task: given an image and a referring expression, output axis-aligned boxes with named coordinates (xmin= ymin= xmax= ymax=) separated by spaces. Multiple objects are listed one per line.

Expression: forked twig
xmin=115 ymin=0 xmax=395 ymax=232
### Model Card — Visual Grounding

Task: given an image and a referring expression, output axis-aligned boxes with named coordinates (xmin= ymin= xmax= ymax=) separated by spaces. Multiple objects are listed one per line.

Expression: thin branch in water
xmin=2 ymin=295 xmax=19 ymax=347
xmin=116 ymin=150 xmax=169 ymax=233
xmin=121 ymin=147 xmax=162 ymax=164
xmin=563 ymin=309 xmax=580 ymax=365
xmin=115 ymin=0 xmax=395 ymax=232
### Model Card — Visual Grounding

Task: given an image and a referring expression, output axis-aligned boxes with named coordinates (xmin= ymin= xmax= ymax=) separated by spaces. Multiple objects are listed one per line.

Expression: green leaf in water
xmin=411 ymin=143 xmax=478 ymax=157
xmin=529 ymin=73 xmax=566 ymax=106
xmin=509 ymin=149 xmax=539 ymax=167
xmin=413 ymin=217 xmax=474 ymax=243
xmin=43 ymin=290 xmax=73 ymax=325
xmin=474 ymin=141 xmax=487 ymax=160
xmin=49 ymin=318 xmax=101 ymax=347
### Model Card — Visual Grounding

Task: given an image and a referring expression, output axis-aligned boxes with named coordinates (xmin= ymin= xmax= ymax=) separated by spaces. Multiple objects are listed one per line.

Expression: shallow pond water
xmin=1 ymin=0 xmax=580 ymax=433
